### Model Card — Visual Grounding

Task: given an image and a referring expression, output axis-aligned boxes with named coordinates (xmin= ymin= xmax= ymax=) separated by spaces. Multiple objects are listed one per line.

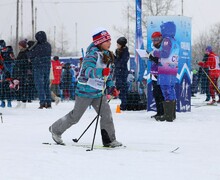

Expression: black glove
xmin=149 ymin=54 xmax=159 ymax=64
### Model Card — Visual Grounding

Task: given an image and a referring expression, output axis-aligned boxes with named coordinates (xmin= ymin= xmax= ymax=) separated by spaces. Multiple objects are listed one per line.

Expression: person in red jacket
xmin=51 ymin=56 xmax=62 ymax=97
xmin=198 ymin=46 xmax=220 ymax=105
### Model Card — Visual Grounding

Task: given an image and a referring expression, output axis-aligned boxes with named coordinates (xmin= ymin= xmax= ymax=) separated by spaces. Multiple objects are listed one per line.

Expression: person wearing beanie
xmin=50 ymin=56 xmax=62 ymax=104
xmin=114 ymin=37 xmax=130 ymax=110
xmin=12 ymin=39 xmax=29 ymax=108
xmin=148 ymin=32 xmax=164 ymax=119
xmin=117 ymin=37 xmax=127 ymax=47
xmin=197 ymin=49 xmax=211 ymax=101
xmin=49 ymin=27 xmax=123 ymax=148
xmin=19 ymin=40 xmax=27 ymax=49
xmin=198 ymin=46 xmax=220 ymax=105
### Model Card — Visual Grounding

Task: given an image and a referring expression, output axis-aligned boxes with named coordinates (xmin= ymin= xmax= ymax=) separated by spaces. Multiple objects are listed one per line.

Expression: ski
xmin=42 ymin=142 xmax=126 ymax=150
xmin=73 ymin=144 xmax=127 ymax=150
xmin=42 ymin=142 xmax=179 ymax=153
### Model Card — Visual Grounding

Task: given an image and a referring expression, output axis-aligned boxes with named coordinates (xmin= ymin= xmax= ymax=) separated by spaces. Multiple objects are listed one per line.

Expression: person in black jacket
xmin=12 ymin=40 xmax=30 ymax=108
xmin=114 ymin=37 xmax=130 ymax=110
xmin=27 ymin=31 xmax=52 ymax=109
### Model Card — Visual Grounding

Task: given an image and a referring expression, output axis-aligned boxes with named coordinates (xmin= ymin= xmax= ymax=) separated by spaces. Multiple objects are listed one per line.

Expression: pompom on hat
xmin=92 ymin=27 xmax=111 ymax=46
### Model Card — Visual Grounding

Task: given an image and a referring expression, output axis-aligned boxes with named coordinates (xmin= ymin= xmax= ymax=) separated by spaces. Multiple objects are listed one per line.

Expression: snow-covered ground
xmin=0 ymin=93 xmax=220 ymax=180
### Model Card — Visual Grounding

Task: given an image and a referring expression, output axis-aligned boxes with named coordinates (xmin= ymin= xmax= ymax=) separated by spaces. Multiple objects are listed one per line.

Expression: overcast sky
xmin=0 ymin=0 xmax=220 ymax=56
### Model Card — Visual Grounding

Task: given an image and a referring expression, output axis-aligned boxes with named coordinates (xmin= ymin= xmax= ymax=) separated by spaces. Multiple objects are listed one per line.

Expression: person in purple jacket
xmin=149 ymin=21 xmax=179 ymax=122
xmin=148 ymin=32 xmax=164 ymax=120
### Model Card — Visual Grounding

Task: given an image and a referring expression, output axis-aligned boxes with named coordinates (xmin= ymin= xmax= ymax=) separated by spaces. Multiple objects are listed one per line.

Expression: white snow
xmin=0 ymin=93 xmax=220 ymax=180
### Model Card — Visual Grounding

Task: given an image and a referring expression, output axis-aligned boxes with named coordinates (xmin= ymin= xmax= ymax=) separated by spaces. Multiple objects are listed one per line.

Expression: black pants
xmin=152 ymin=80 xmax=164 ymax=115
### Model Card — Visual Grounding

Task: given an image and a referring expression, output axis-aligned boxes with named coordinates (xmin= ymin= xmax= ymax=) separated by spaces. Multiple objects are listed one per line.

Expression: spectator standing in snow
xmin=49 ymin=27 xmax=122 ymax=147
xmin=27 ymin=31 xmax=52 ymax=109
xmin=198 ymin=46 xmax=220 ymax=105
xmin=149 ymin=22 xmax=179 ymax=122
xmin=197 ymin=53 xmax=210 ymax=101
xmin=49 ymin=63 xmax=60 ymax=105
xmin=0 ymin=40 xmax=14 ymax=108
xmin=26 ymin=40 xmax=36 ymax=102
xmin=114 ymin=37 xmax=130 ymax=110
xmin=51 ymin=56 xmax=62 ymax=97
xmin=148 ymin=32 xmax=164 ymax=120
xmin=191 ymin=69 xmax=198 ymax=97
xmin=12 ymin=39 xmax=30 ymax=108
xmin=60 ymin=63 xmax=73 ymax=101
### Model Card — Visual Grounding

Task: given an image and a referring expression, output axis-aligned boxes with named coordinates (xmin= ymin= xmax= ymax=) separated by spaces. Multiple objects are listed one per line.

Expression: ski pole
xmin=87 ymin=59 xmax=112 ymax=151
xmin=200 ymin=67 xmax=220 ymax=94
xmin=72 ymin=98 xmax=112 ymax=143
xmin=87 ymin=94 xmax=104 ymax=151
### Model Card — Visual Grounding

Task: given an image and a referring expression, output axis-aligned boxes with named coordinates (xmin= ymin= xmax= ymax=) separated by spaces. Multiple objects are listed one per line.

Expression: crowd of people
xmin=0 ymin=27 xmax=219 ymax=124
xmin=0 ymin=33 xmax=79 ymax=109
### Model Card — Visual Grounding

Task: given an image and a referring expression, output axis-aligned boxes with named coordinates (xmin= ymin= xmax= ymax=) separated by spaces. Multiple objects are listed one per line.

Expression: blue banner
xmin=146 ymin=16 xmax=192 ymax=112
xmin=135 ymin=0 xmax=145 ymax=82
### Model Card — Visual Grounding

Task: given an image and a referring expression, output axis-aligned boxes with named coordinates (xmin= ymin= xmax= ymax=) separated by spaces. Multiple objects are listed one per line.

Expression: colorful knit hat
xmin=92 ymin=27 xmax=111 ymax=46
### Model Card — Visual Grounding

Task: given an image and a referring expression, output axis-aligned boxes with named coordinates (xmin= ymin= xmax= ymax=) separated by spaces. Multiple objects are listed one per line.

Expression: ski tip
xmin=170 ymin=147 xmax=180 ymax=153
xmin=42 ymin=142 xmax=66 ymax=146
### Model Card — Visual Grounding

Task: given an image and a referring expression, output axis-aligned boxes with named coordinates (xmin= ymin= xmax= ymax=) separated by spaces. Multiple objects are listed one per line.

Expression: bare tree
xmin=114 ymin=0 xmax=175 ymax=54
xmin=50 ymin=25 xmax=71 ymax=56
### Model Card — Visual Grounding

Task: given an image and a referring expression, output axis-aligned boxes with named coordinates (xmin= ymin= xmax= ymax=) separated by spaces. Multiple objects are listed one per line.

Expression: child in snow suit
xmin=49 ymin=27 xmax=122 ymax=147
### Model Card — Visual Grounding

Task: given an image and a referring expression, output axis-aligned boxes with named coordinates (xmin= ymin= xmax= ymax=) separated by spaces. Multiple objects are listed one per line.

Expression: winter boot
xmin=45 ymin=103 xmax=52 ymax=109
xmin=49 ymin=126 xmax=64 ymax=145
xmin=38 ymin=103 xmax=46 ymax=109
xmin=172 ymin=100 xmax=176 ymax=120
xmin=1 ymin=101 xmax=5 ymax=108
xmin=151 ymin=102 xmax=164 ymax=119
xmin=207 ymin=100 xmax=217 ymax=105
xmin=205 ymin=96 xmax=210 ymax=101
xmin=54 ymin=97 xmax=61 ymax=105
xmin=103 ymin=140 xmax=123 ymax=148
xmin=101 ymin=129 xmax=122 ymax=147
xmin=7 ymin=101 xmax=12 ymax=108
xmin=156 ymin=101 xmax=174 ymax=122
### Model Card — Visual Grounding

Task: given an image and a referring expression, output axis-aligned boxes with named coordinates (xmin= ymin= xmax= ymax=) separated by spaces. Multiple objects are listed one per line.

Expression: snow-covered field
xmin=0 ymin=93 xmax=220 ymax=180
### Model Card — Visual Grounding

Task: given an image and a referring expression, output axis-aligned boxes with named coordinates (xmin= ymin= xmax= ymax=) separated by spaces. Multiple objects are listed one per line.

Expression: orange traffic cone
xmin=116 ymin=105 xmax=121 ymax=113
